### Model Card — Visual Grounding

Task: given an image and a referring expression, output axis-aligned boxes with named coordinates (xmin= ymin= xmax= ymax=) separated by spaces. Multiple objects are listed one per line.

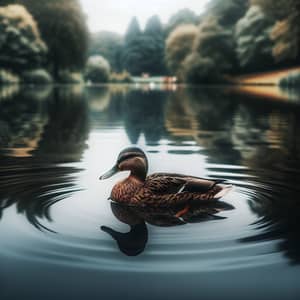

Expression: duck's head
xmin=99 ymin=147 xmax=148 ymax=181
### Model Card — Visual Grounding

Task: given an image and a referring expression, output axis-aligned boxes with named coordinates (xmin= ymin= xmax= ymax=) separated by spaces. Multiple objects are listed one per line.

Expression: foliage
xmin=122 ymin=16 xmax=166 ymax=76
xmin=165 ymin=24 xmax=198 ymax=80
xmin=206 ymin=0 xmax=248 ymax=27
xmin=252 ymin=0 xmax=300 ymax=62
xmin=21 ymin=69 xmax=52 ymax=84
xmin=279 ymin=71 xmax=300 ymax=88
xmin=235 ymin=5 xmax=274 ymax=70
xmin=0 ymin=0 xmax=89 ymax=78
xmin=122 ymin=17 xmax=144 ymax=75
xmin=0 ymin=69 xmax=19 ymax=83
xmin=56 ymin=71 xmax=83 ymax=84
xmin=85 ymin=56 xmax=111 ymax=83
xmin=183 ymin=17 xmax=235 ymax=83
xmin=0 ymin=4 xmax=47 ymax=71
xmin=110 ymin=71 xmax=132 ymax=83
xmin=141 ymin=15 xmax=166 ymax=75
xmin=89 ymin=31 xmax=123 ymax=72
xmin=165 ymin=8 xmax=199 ymax=34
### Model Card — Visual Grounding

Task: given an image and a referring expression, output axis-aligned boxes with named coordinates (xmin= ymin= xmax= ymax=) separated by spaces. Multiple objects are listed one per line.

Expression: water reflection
xmin=33 ymin=86 xmax=89 ymax=162
xmin=0 ymin=84 xmax=300 ymax=269
xmin=103 ymin=201 xmax=234 ymax=256
xmin=0 ymin=85 xmax=88 ymax=230
xmin=0 ymin=157 xmax=81 ymax=231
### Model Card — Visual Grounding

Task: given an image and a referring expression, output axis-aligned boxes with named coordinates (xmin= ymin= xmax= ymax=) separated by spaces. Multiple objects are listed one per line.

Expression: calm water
xmin=0 ymin=84 xmax=300 ymax=300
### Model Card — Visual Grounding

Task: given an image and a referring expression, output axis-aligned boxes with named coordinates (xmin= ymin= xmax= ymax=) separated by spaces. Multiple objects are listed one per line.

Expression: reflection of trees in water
xmin=0 ymin=85 xmax=89 ymax=230
xmin=34 ymin=86 xmax=89 ymax=162
xmin=165 ymin=88 xmax=241 ymax=163
xmin=163 ymin=88 xmax=300 ymax=264
xmin=88 ymin=87 xmax=167 ymax=145
xmin=0 ymin=84 xmax=20 ymax=101
xmin=0 ymin=85 xmax=49 ymax=157
xmin=0 ymin=156 xmax=81 ymax=231
xmin=121 ymin=90 xmax=167 ymax=144
xmin=238 ymin=105 xmax=300 ymax=264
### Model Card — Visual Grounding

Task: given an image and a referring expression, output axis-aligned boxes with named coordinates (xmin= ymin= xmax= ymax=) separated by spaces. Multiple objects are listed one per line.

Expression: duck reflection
xmin=102 ymin=201 xmax=234 ymax=256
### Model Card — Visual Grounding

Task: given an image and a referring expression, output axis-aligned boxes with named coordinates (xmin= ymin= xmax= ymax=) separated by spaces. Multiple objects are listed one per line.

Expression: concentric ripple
xmin=0 ymin=148 xmax=298 ymax=272
xmin=1 ymin=86 xmax=300 ymax=289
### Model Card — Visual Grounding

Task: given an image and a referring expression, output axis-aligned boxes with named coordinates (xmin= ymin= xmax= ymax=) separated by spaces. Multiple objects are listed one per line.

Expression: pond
xmin=0 ymin=84 xmax=300 ymax=300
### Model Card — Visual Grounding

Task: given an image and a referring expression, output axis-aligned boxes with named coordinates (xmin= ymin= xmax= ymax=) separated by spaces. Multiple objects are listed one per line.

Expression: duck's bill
xmin=99 ymin=165 xmax=119 ymax=180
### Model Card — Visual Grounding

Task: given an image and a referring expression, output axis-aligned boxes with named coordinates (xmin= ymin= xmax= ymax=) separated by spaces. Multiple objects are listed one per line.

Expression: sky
xmin=79 ymin=0 xmax=209 ymax=34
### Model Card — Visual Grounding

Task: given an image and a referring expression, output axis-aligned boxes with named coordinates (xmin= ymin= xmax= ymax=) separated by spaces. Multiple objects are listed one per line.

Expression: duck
xmin=99 ymin=147 xmax=232 ymax=217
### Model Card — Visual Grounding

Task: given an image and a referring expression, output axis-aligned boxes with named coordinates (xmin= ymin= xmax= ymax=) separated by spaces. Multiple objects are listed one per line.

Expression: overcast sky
xmin=79 ymin=0 xmax=209 ymax=34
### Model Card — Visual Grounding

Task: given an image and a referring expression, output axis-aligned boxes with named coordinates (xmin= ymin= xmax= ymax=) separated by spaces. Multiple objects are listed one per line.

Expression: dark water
xmin=0 ymin=84 xmax=300 ymax=300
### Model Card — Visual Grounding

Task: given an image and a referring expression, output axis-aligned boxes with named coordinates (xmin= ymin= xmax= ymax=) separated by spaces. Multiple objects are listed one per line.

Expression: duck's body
xmin=111 ymin=173 xmax=229 ymax=207
xmin=100 ymin=147 xmax=232 ymax=213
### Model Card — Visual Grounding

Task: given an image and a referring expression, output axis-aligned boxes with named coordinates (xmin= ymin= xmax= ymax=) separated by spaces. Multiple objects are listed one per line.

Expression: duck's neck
xmin=130 ymin=168 xmax=147 ymax=182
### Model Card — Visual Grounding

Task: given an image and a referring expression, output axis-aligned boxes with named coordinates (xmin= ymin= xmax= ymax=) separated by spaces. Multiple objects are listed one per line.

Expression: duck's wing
xmin=145 ymin=173 xmax=224 ymax=194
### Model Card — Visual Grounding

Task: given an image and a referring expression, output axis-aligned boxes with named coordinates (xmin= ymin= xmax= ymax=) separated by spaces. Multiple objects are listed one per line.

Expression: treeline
xmin=1 ymin=1 xmax=299 ymax=84
xmin=90 ymin=0 xmax=299 ymax=83
xmin=89 ymin=8 xmax=199 ymax=77
xmin=166 ymin=0 xmax=300 ymax=83
xmin=0 ymin=0 xmax=88 ymax=83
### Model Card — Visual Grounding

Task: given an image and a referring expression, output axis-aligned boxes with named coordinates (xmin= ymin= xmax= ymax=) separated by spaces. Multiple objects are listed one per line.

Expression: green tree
xmin=206 ymin=0 xmax=248 ymax=27
xmin=183 ymin=17 xmax=236 ymax=83
xmin=84 ymin=55 xmax=111 ymax=83
xmin=0 ymin=4 xmax=47 ymax=72
xmin=251 ymin=0 xmax=300 ymax=62
xmin=89 ymin=31 xmax=123 ymax=72
xmin=0 ymin=0 xmax=89 ymax=78
xmin=141 ymin=15 xmax=166 ymax=75
xmin=165 ymin=8 xmax=199 ymax=34
xmin=122 ymin=17 xmax=144 ymax=75
xmin=235 ymin=5 xmax=274 ymax=70
xmin=165 ymin=24 xmax=198 ymax=80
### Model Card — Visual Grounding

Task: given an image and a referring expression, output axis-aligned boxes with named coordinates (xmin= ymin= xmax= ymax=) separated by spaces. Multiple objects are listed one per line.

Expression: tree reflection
xmin=34 ymin=86 xmax=89 ymax=162
xmin=165 ymin=87 xmax=241 ymax=163
xmin=0 ymin=85 xmax=50 ymax=157
xmin=121 ymin=89 xmax=167 ymax=144
xmin=237 ymin=103 xmax=300 ymax=264
xmin=0 ymin=85 xmax=89 ymax=230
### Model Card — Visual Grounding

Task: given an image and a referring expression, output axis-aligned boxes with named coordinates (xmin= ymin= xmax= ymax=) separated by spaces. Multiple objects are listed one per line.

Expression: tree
xmin=0 ymin=0 xmax=89 ymax=78
xmin=0 ymin=4 xmax=47 ymax=71
xmin=206 ymin=0 xmax=248 ymax=27
xmin=84 ymin=56 xmax=111 ymax=83
xmin=89 ymin=31 xmax=123 ymax=72
xmin=165 ymin=8 xmax=199 ymax=34
xmin=165 ymin=24 xmax=198 ymax=80
xmin=122 ymin=17 xmax=144 ymax=75
xmin=235 ymin=5 xmax=274 ymax=70
xmin=183 ymin=17 xmax=236 ymax=83
xmin=141 ymin=15 xmax=166 ymax=75
xmin=251 ymin=0 xmax=300 ymax=62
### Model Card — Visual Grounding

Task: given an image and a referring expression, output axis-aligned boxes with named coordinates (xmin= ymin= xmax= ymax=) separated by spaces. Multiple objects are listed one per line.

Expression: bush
xmin=58 ymin=71 xmax=83 ymax=84
xmin=0 ymin=5 xmax=47 ymax=71
xmin=0 ymin=69 xmax=19 ymax=84
xmin=110 ymin=71 xmax=132 ymax=83
xmin=165 ymin=24 xmax=198 ymax=80
xmin=235 ymin=6 xmax=274 ymax=70
xmin=84 ymin=56 xmax=111 ymax=83
xmin=21 ymin=69 xmax=52 ymax=84
xmin=179 ymin=17 xmax=235 ymax=83
xmin=279 ymin=71 xmax=300 ymax=88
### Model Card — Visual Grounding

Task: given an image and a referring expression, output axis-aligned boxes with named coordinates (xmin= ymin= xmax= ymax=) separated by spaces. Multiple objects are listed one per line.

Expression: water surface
xmin=0 ymin=84 xmax=300 ymax=300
